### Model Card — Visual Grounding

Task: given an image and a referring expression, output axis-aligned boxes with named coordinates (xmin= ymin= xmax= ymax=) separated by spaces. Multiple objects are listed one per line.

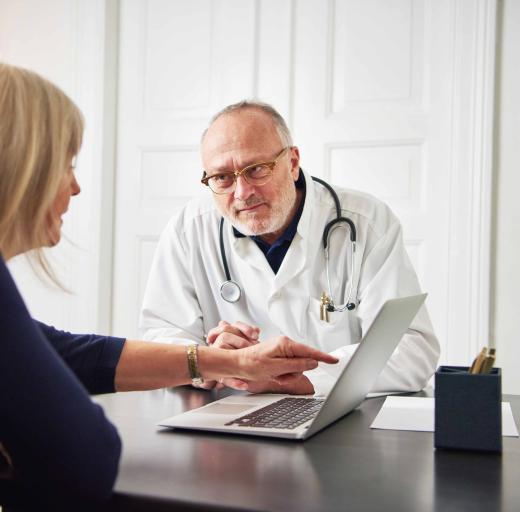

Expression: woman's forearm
xmin=114 ymin=336 xmax=336 ymax=392
xmin=114 ymin=340 xmax=238 ymax=391
xmin=115 ymin=341 xmax=188 ymax=391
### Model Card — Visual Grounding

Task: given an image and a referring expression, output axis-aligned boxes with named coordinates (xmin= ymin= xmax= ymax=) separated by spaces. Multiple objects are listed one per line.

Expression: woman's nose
xmin=71 ymin=174 xmax=81 ymax=196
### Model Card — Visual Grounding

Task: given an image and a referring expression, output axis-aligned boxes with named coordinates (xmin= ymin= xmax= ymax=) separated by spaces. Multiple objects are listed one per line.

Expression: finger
xmin=269 ymin=358 xmax=319 ymax=376
xmin=206 ymin=329 xmax=221 ymax=346
xmin=206 ymin=321 xmax=231 ymax=345
xmin=285 ymin=341 xmax=338 ymax=364
xmin=211 ymin=327 xmax=253 ymax=347
xmin=232 ymin=321 xmax=260 ymax=341
xmin=274 ymin=372 xmax=301 ymax=384
xmin=213 ymin=342 xmax=235 ymax=350
xmin=221 ymin=325 xmax=256 ymax=341
xmin=212 ymin=322 xmax=259 ymax=344
xmin=220 ymin=378 xmax=249 ymax=390
xmin=217 ymin=333 xmax=257 ymax=350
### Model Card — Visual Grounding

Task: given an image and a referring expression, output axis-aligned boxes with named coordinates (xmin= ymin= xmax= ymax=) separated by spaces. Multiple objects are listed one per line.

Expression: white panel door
xmin=290 ymin=0 xmax=495 ymax=364
xmin=113 ymin=0 xmax=296 ymax=337
xmin=293 ymin=0 xmax=449 ymax=351
xmin=113 ymin=0 xmax=495 ymax=368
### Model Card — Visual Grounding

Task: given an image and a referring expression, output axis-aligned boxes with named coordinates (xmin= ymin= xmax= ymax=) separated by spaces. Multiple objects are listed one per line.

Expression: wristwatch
xmin=186 ymin=344 xmax=204 ymax=386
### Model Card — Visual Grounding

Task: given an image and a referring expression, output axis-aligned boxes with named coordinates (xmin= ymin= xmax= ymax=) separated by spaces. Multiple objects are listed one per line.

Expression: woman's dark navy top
xmin=0 ymin=256 xmax=125 ymax=503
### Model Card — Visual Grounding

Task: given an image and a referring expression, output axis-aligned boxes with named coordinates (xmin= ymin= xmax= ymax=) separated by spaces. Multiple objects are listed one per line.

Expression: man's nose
xmin=233 ymin=174 xmax=255 ymax=200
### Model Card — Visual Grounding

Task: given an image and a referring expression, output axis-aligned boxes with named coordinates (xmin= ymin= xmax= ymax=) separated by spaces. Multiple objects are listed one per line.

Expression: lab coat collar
xmin=296 ymin=168 xmax=315 ymax=242
xmin=230 ymin=221 xmax=271 ymax=274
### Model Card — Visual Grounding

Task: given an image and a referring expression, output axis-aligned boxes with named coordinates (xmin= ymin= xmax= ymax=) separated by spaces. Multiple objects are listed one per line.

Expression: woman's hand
xmin=196 ymin=328 xmax=338 ymax=393
xmin=233 ymin=336 xmax=337 ymax=382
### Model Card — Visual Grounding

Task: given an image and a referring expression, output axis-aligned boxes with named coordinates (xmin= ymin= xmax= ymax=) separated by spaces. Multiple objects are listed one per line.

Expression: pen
xmin=469 ymin=347 xmax=488 ymax=374
xmin=478 ymin=348 xmax=496 ymax=374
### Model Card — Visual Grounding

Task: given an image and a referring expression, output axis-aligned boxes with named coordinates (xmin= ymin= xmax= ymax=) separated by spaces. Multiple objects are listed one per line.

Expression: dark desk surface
xmin=95 ymin=389 xmax=520 ymax=512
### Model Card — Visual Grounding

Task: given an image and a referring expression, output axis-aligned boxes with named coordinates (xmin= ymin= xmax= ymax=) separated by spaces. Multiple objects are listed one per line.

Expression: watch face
xmin=192 ymin=378 xmax=204 ymax=386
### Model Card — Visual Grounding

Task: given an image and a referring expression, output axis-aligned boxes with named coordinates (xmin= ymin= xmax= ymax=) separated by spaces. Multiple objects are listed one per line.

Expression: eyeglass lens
xmin=208 ymin=163 xmax=272 ymax=193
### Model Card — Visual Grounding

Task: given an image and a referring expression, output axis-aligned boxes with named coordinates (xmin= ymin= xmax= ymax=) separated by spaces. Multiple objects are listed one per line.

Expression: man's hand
xmin=207 ymin=320 xmax=260 ymax=347
xmin=217 ymin=374 xmax=315 ymax=395
xmin=196 ymin=326 xmax=337 ymax=394
xmin=193 ymin=321 xmax=260 ymax=390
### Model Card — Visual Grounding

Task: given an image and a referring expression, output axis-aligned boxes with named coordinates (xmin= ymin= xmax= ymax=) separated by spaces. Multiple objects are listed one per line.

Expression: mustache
xmin=233 ymin=196 xmax=264 ymax=210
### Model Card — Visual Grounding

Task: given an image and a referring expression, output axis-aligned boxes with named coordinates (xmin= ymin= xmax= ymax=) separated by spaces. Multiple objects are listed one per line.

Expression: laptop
xmin=158 ymin=293 xmax=427 ymax=440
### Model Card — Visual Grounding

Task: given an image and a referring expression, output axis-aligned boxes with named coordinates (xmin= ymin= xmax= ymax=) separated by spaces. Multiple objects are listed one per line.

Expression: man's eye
xmin=247 ymin=164 xmax=270 ymax=178
xmin=211 ymin=174 xmax=233 ymax=184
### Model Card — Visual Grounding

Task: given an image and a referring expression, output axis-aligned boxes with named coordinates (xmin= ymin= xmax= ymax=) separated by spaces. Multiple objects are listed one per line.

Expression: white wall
xmin=491 ymin=0 xmax=520 ymax=394
xmin=1 ymin=0 xmax=519 ymax=393
xmin=0 ymin=0 xmax=117 ymax=333
xmin=0 ymin=0 xmax=81 ymax=329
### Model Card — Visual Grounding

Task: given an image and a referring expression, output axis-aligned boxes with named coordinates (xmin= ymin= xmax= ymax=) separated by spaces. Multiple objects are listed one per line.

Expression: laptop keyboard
xmin=225 ymin=397 xmax=325 ymax=430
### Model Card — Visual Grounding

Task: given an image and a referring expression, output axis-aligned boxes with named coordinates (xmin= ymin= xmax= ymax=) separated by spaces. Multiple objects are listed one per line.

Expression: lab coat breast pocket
xmin=306 ymin=297 xmax=360 ymax=353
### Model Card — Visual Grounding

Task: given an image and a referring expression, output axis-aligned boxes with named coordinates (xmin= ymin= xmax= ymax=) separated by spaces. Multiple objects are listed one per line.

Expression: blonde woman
xmin=0 ymin=63 xmax=336 ymax=506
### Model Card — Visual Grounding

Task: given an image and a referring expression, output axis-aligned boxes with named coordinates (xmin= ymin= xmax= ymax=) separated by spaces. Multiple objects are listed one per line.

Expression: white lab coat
xmin=140 ymin=170 xmax=440 ymax=395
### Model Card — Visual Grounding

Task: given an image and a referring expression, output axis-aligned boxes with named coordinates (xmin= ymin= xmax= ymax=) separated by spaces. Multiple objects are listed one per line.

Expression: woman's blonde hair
xmin=0 ymin=63 xmax=83 ymax=277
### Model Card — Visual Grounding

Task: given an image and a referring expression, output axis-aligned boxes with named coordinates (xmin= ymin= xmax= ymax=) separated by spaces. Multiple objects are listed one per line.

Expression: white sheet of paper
xmin=370 ymin=396 xmax=519 ymax=436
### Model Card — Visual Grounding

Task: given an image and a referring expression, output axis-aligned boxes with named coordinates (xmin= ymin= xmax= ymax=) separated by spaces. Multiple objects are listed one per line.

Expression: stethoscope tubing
xmin=218 ymin=175 xmax=357 ymax=311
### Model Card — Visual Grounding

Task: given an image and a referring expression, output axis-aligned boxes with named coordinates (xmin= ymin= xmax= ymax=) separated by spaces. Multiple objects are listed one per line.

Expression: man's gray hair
xmin=202 ymin=100 xmax=293 ymax=146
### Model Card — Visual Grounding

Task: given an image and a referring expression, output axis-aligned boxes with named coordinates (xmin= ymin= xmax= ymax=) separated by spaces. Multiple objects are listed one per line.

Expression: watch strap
xmin=186 ymin=344 xmax=204 ymax=386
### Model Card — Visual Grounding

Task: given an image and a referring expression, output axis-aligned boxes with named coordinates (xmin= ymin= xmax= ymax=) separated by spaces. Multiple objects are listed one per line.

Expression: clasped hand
xmin=197 ymin=321 xmax=336 ymax=394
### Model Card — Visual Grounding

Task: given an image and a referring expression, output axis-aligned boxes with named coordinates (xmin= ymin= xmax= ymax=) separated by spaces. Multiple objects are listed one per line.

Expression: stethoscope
xmin=219 ymin=175 xmax=358 ymax=312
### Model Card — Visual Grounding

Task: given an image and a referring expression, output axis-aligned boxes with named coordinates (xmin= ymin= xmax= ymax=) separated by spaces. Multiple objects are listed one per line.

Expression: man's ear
xmin=290 ymin=146 xmax=300 ymax=180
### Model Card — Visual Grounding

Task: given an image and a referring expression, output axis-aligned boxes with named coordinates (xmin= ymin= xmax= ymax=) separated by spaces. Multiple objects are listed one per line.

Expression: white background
xmin=1 ymin=0 xmax=519 ymax=393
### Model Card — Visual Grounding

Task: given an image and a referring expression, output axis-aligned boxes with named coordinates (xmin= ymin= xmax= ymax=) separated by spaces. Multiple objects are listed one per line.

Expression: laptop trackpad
xmin=200 ymin=403 xmax=257 ymax=415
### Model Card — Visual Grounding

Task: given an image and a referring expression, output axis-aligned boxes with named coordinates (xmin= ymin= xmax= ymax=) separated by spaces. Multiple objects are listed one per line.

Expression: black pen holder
xmin=434 ymin=365 xmax=502 ymax=452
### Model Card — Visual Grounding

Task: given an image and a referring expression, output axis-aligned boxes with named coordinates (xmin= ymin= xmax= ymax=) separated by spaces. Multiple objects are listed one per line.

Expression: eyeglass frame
xmin=200 ymin=146 xmax=291 ymax=194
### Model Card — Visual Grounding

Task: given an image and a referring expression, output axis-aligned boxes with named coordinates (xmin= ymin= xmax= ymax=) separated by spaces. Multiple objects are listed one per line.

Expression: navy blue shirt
xmin=233 ymin=169 xmax=306 ymax=274
xmin=0 ymin=256 xmax=124 ymax=504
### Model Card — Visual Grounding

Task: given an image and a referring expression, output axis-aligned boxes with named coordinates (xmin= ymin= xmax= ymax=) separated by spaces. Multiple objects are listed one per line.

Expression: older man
xmin=140 ymin=101 xmax=440 ymax=395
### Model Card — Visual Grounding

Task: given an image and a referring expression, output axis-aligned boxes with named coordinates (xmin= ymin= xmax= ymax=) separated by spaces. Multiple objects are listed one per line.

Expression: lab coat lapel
xmin=230 ymin=225 xmax=272 ymax=274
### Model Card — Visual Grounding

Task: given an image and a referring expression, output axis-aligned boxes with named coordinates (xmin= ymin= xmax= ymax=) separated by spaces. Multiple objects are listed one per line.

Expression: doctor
xmin=140 ymin=101 xmax=440 ymax=395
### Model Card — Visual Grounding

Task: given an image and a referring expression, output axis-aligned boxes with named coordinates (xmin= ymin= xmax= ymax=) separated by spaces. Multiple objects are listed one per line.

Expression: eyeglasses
xmin=201 ymin=147 xmax=290 ymax=194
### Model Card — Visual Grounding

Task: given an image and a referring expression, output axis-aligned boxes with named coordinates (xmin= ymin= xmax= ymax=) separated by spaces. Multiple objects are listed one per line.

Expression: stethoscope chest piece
xmin=220 ymin=280 xmax=242 ymax=303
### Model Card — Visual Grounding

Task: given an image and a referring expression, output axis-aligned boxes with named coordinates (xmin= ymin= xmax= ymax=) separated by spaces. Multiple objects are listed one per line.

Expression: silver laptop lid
xmin=305 ymin=294 xmax=427 ymax=438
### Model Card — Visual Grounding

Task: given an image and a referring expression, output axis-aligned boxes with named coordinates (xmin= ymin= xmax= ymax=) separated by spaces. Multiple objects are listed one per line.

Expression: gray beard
xmin=220 ymin=182 xmax=297 ymax=238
